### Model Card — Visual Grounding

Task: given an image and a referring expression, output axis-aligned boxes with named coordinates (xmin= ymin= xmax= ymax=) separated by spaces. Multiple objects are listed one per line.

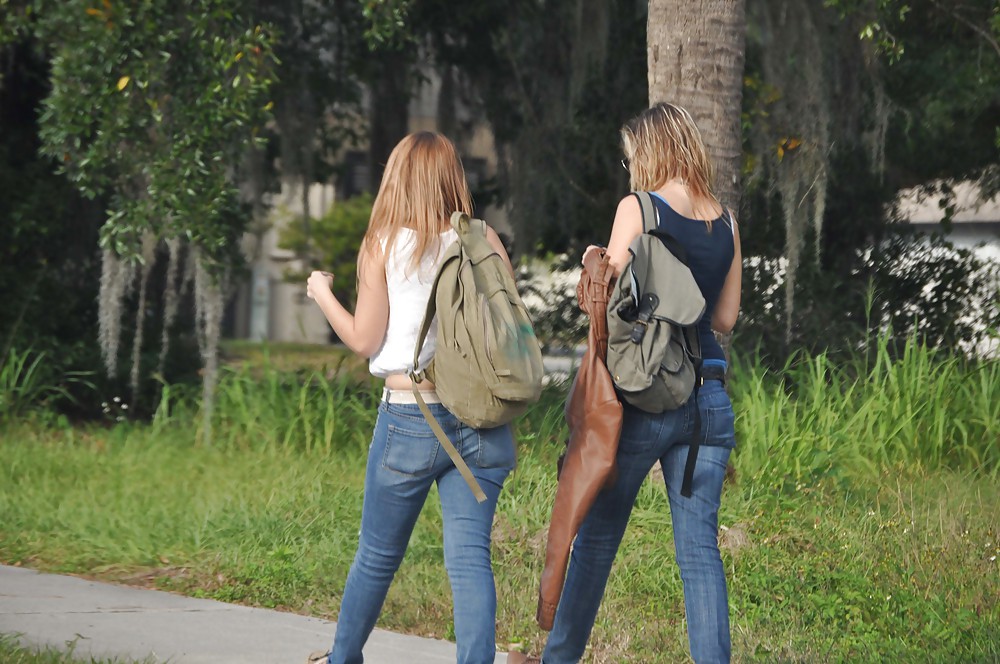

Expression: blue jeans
xmin=328 ymin=400 xmax=515 ymax=664
xmin=542 ymin=379 xmax=735 ymax=664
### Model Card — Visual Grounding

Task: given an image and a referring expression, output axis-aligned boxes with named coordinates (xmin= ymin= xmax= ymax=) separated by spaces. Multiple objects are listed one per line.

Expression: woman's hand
xmin=306 ymin=271 xmax=334 ymax=300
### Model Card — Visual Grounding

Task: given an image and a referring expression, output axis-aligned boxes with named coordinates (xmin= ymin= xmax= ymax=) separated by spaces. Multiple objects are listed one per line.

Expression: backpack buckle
xmin=630 ymin=320 xmax=649 ymax=343
xmin=629 ymin=293 xmax=659 ymax=343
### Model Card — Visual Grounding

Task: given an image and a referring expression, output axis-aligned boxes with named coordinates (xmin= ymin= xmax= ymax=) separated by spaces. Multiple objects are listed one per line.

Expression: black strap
xmin=633 ymin=191 xmax=691 ymax=265
xmin=648 ymin=228 xmax=691 ymax=266
xmin=681 ymin=380 xmax=701 ymax=498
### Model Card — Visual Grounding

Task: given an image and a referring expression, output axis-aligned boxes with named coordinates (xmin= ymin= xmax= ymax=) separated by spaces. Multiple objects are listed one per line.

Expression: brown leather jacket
xmin=537 ymin=250 xmax=623 ymax=630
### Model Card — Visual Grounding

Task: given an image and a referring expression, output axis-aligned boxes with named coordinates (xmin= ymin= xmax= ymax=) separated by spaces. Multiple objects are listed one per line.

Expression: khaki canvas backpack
xmin=410 ymin=211 xmax=544 ymax=502
xmin=606 ymin=191 xmax=707 ymax=496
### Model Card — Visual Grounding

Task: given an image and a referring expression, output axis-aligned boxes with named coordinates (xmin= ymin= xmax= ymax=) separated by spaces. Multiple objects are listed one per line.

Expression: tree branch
xmin=930 ymin=0 xmax=1000 ymax=60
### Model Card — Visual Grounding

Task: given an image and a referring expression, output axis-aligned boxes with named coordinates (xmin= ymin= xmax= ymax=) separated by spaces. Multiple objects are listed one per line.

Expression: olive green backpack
xmin=409 ymin=212 xmax=544 ymax=502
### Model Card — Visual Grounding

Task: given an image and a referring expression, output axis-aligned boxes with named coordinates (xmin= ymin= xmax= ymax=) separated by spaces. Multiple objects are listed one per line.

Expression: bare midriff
xmin=384 ymin=373 xmax=437 ymax=391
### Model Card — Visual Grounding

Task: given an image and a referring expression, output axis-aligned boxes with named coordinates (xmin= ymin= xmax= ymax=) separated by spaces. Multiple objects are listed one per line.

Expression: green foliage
xmin=0 ymin=1 xmax=31 ymax=49
xmin=360 ymin=0 xmax=414 ymax=49
xmin=278 ymin=194 xmax=373 ymax=307
xmin=741 ymin=0 xmax=999 ymax=358
xmin=808 ymin=0 xmax=1000 ymax=190
xmin=0 ymin=349 xmax=77 ymax=422
xmin=254 ymin=0 xmax=367 ymax=188
xmin=823 ymin=0 xmax=913 ymax=62
xmin=0 ymin=36 xmax=106 ymax=378
xmin=28 ymin=0 xmax=277 ymax=266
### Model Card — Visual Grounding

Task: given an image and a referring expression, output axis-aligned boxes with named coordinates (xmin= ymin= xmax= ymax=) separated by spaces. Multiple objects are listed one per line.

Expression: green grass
xmin=0 ymin=635 xmax=149 ymax=663
xmin=1 ymin=343 xmax=998 ymax=662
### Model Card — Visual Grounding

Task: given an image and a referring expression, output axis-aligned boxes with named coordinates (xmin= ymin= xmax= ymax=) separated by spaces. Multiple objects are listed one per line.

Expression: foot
xmin=305 ymin=651 xmax=329 ymax=664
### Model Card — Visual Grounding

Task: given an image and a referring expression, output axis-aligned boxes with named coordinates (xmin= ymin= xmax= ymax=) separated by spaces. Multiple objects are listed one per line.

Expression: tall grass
xmin=732 ymin=334 xmax=1000 ymax=484
xmin=154 ymin=362 xmax=382 ymax=453
xmin=0 ymin=348 xmax=83 ymax=422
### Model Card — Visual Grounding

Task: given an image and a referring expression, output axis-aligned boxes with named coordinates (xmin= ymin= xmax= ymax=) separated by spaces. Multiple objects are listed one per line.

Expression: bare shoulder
xmin=612 ymin=194 xmax=644 ymax=235
xmin=604 ymin=194 xmax=645 ymax=273
xmin=482 ymin=221 xmax=515 ymax=276
xmin=615 ymin=193 xmax=641 ymax=217
xmin=357 ymin=235 xmax=388 ymax=279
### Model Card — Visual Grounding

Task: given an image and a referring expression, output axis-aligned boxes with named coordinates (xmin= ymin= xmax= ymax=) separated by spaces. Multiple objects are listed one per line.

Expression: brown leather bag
xmin=536 ymin=249 xmax=624 ymax=630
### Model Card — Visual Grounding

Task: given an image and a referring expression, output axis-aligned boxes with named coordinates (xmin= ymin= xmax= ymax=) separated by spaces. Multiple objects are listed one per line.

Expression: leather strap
xmin=411 ymin=380 xmax=487 ymax=503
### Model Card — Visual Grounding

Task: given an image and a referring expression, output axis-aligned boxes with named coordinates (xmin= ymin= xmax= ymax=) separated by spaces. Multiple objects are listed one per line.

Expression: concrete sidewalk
xmin=0 ymin=565 xmax=509 ymax=663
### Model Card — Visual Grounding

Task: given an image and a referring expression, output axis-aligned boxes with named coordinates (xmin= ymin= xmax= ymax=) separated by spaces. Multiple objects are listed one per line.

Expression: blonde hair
xmin=621 ymin=102 xmax=720 ymax=227
xmin=362 ymin=131 xmax=473 ymax=272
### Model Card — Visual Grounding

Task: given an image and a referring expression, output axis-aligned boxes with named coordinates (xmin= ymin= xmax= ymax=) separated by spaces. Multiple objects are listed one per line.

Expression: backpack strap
xmin=633 ymin=191 xmax=658 ymax=234
xmin=681 ymin=374 xmax=701 ymax=498
xmin=410 ymin=384 xmax=488 ymax=503
xmin=409 ymin=211 xmax=482 ymax=377
xmin=635 ymin=192 xmax=692 ymax=265
xmin=410 ymin=264 xmax=445 ymax=382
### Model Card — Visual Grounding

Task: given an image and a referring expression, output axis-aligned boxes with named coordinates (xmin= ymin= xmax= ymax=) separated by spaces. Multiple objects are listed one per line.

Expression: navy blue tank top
xmin=648 ymin=192 xmax=735 ymax=362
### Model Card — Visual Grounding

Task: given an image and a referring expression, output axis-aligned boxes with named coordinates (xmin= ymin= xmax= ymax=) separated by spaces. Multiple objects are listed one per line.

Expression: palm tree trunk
xmin=647 ymin=0 xmax=746 ymax=211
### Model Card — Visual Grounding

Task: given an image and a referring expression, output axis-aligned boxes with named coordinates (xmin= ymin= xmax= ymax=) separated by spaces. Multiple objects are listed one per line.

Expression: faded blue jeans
xmin=542 ymin=379 xmax=735 ymax=664
xmin=328 ymin=400 xmax=515 ymax=664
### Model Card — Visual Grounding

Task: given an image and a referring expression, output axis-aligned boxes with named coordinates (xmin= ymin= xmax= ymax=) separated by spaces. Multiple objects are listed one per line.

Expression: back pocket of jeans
xmin=383 ymin=424 xmax=440 ymax=476
xmin=475 ymin=425 xmax=516 ymax=469
xmin=700 ymin=403 xmax=736 ymax=447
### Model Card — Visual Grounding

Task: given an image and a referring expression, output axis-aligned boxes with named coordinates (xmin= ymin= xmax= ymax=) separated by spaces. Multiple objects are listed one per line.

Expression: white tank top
xmin=368 ymin=227 xmax=458 ymax=378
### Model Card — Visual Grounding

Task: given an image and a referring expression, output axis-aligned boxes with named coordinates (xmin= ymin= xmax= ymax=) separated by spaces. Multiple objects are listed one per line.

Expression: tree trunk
xmin=647 ymin=0 xmax=746 ymax=211
xmin=368 ymin=51 xmax=411 ymax=192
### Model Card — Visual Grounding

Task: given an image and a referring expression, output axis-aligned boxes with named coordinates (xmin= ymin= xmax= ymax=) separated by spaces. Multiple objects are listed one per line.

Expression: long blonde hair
xmin=362 ymin=131 xmax=473 ymax=272
xmin=621 ymin=102 xmax=720 ymax=227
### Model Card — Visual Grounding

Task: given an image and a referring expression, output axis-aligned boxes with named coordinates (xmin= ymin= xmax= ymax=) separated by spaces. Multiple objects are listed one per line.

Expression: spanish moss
xmin=128 ymin=233 xmax=159 ymax=403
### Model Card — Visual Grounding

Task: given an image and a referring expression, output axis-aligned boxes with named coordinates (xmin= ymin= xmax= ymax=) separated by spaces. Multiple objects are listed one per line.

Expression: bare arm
xmin=712 ymin=217 xmax=742 ymax=333
xmin=594 ymin=195 xmax=643 ymax=276
xmin=485 ymin=224 xmax=515 ymax=277
xmin=306 ymin=241 xmax=390 ymax=358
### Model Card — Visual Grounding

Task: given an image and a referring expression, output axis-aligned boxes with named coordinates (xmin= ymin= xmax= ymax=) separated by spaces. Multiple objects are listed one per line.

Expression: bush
xmin=736 ymin=230 xmax=1000 ymax=363
xmin=278 ymin=193 xmax=373 ymax=308
xmin=517 ymin=254 xmax=586 ymax=351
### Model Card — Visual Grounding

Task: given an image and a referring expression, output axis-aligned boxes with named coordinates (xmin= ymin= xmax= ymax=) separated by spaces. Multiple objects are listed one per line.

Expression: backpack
xmin=409 ymin=211 xmax=545 ymax=502
xmin=605 ymin=191 xmax=707 ymax=496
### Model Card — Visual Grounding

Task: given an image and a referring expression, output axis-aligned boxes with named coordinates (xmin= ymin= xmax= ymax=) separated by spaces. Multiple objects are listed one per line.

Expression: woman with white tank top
xmin=305 ymin=132 xmax=517 ymax=664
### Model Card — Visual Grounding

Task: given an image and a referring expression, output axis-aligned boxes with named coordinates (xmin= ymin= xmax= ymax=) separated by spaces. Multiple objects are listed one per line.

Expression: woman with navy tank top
xmin=516 ymin=103 xmax=742 ymax=664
